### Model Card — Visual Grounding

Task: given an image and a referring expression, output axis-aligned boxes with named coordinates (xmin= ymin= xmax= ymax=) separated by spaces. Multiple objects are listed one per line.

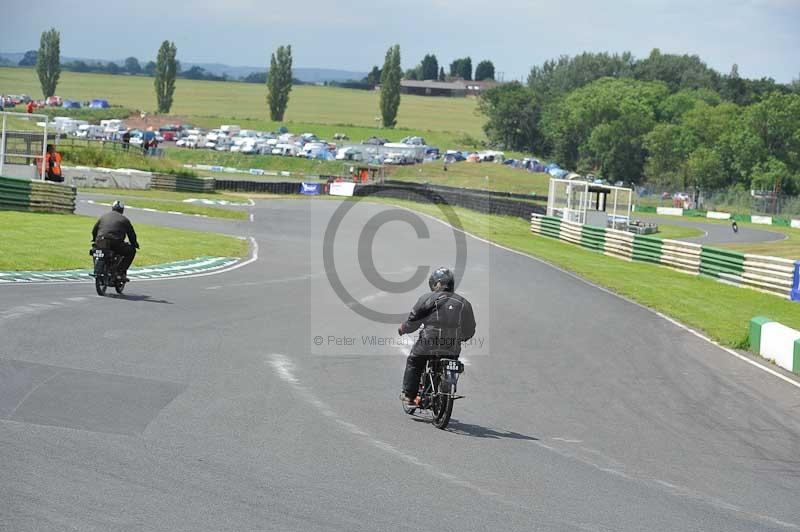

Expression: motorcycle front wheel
xmin=114 ymin=279 xmax=126 ymax=294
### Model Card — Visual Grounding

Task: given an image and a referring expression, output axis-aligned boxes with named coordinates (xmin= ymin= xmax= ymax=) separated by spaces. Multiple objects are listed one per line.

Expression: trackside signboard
xmin=300 ymin=182 xmax=321 ymax=195
xmin=329 ymin=182 xmax=356 ymax=197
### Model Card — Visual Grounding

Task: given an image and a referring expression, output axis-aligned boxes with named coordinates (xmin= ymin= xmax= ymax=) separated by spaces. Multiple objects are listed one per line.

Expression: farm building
xmin=399 ymin=79 xmax=499 ymax=97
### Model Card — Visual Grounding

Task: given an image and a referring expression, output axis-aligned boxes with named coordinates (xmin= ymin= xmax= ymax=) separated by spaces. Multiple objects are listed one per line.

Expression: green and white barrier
xmin=0 ymin=176 xmax=76 ymax=214
xmin=749 ymin=317 xmax=800 ymax=375
xmin=531 ymin=214 xmax=797 ymax=300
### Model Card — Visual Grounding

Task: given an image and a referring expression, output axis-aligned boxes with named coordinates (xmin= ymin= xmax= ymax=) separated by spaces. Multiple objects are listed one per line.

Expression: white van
xmin=220 ymin=124 xmax=241 ymax=135
xmin=75 ymin=124 xmax=105 ymax=139
xmin=272 ymin=143 xmax=300 ymax=156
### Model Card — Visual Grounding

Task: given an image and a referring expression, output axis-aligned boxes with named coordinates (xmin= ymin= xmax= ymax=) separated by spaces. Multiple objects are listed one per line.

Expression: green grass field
xmin=0 ymin=67 xmax=484 ymax=146
xmin=0 ymin=211 xmax=248 ymax=270
xmin=389 ymin=162 xmax=552 ymax=196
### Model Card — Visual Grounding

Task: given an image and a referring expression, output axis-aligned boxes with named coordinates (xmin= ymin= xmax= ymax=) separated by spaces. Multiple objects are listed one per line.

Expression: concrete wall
xmin=0 ymin=163 xmax=37 ymax=180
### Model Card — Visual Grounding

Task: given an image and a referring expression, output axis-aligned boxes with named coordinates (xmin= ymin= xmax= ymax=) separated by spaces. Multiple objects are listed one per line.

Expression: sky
xmin=1 ymin=0 xmax=798 ymax=82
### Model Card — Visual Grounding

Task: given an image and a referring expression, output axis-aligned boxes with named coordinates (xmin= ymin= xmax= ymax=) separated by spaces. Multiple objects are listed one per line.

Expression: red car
xmin=158 ymin=125 xmax=179 ymax=141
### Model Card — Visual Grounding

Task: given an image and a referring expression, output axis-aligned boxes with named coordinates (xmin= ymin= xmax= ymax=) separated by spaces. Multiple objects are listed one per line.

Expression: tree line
xmin=364 ymin=54 xmax=496 ymax=87
xmin=478 ymin=50 xmax=800 ymax=194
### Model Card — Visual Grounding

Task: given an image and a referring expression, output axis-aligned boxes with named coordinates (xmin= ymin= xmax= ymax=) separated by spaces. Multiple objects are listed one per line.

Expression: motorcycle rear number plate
xmin=447 ymin=361 xmax=463 ymax=372
xmin=94 ymin=250 xmax=104 ymax=258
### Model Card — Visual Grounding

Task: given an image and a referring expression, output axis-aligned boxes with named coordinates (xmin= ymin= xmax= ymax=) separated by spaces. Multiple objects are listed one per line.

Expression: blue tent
xmin=89 ymin=99 xmax=109 ymax=108
xmin=62 ymin=100 xmax=81 ymax=108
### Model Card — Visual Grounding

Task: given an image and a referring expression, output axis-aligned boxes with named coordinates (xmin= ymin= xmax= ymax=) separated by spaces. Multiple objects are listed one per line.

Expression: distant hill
xmin=0 ymin=52 xmax=366 ymax=82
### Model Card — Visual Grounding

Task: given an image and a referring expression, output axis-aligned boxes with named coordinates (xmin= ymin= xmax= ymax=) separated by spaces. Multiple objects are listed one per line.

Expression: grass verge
xmin=0 ymin=211 xmax=248 ymax=271
xmin=79 ymin=187 xmax=246 ymax=202
xmin=651 ymin=225 xmax=705 ymax=240
xmin=87 ymin=197 xmax=248 ymax=220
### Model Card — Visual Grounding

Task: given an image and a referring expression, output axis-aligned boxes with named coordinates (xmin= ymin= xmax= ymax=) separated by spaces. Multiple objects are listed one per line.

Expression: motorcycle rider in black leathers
xmin=91 ymin=200 xmax=139 ymax=281
xmin=398 ymin=267 xmax=476 ymax=405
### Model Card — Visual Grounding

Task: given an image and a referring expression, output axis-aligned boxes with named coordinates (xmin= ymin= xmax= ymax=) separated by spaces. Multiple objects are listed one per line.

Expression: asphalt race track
xmin=2 ymin=197 xmax=799 ymax=531
xmin=635 ymin=214 xmax=787 ymax=245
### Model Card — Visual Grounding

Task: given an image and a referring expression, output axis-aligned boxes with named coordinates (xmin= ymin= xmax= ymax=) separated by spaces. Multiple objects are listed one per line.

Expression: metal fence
xmin=636 ymin=184 xmax=800 ymax=217
xmin=54 ymin=136 xmax=126 ymax=152
xmin=0 ymin=111 xmax=49 ymax=179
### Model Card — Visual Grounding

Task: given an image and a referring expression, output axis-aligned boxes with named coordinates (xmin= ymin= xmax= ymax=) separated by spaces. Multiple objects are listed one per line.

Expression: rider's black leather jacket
xmin=92 ymin=211 xmax=138 ymax=247
xmin=400 ymin=290 xmax=476 ymax=357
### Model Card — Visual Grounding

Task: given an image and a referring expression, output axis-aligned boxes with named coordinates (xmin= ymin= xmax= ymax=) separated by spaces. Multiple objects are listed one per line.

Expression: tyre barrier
xmin=215 ymin=180 xmax=302 ymax=195
xmin=531 ymin=214 xmax=798 ymax=300
xmin=0 ymin=176 xmax=76 ymax=214
xmin=150 ymin=174 xmax=215 ymax=193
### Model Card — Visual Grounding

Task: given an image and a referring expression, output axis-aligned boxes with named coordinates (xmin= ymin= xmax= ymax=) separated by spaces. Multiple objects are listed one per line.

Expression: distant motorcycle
xmin=731 ymin=221 xmax=739 ymax=233
xmin=90 ymin=244 xmax=126 ymax=296
xmin=401 ymin=357 xmax=465 ymax=429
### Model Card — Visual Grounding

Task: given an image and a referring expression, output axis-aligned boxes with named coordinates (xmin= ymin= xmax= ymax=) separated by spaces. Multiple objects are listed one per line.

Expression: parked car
xmin=400 ymin=136 xmax=425 ymax=146
xmin=158 ymin=125 xmax=180 ymax=141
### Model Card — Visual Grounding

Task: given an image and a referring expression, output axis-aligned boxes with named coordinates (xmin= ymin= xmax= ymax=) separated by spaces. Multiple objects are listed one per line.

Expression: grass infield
xmin=0 ymin=211 xmax=248 ymax=271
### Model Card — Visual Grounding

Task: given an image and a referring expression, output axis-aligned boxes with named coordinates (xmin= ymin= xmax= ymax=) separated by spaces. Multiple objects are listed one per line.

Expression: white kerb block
xmin=760 ymin=322 xmax=800 ymax=372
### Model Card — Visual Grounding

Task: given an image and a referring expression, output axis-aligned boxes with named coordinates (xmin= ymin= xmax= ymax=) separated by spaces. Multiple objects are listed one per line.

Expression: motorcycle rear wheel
xmin=431 ymin=381 xmax=454 ymax=429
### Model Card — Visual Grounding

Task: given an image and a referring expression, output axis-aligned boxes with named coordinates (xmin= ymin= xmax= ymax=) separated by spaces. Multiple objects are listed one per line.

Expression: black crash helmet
xmin=428 ymin=267 xmax=455 ymax=291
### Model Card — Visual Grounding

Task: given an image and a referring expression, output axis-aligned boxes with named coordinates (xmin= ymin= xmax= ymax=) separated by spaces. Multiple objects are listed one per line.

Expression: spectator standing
xmin=121 ymin=130 xmax=131 ymax=151
xmin=44 ymin=144 xmax=62 ymax=182
xmin=26 ymin=100 xmax=34 ymax=114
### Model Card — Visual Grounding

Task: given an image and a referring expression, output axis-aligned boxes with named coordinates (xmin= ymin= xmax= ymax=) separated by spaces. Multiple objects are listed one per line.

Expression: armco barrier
xmin=749 ymin=317 xmax=800 ymax=375
xmin=0 ymin=176 xmax=75 ymax=214
xmin=531 ymin=214 xmax=796 ymax=300
xmin=151 ymin=174 xmax=215 ymax=193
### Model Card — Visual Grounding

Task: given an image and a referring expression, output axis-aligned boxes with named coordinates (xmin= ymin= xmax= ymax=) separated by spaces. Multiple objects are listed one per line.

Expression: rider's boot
xmin=400 ymin=392 xmax=417 ymax=406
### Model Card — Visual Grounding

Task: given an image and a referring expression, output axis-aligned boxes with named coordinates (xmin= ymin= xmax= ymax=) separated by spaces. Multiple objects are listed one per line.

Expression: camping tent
xmin=89 ymin=99 xmax=110 ymax=109
xmin=62 ymin=100 xmax=81 ymax=109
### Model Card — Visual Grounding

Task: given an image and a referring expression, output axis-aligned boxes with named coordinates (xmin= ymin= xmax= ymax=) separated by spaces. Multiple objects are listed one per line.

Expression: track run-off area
xmin=2 ymin=196 xmax=799 ymax=532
